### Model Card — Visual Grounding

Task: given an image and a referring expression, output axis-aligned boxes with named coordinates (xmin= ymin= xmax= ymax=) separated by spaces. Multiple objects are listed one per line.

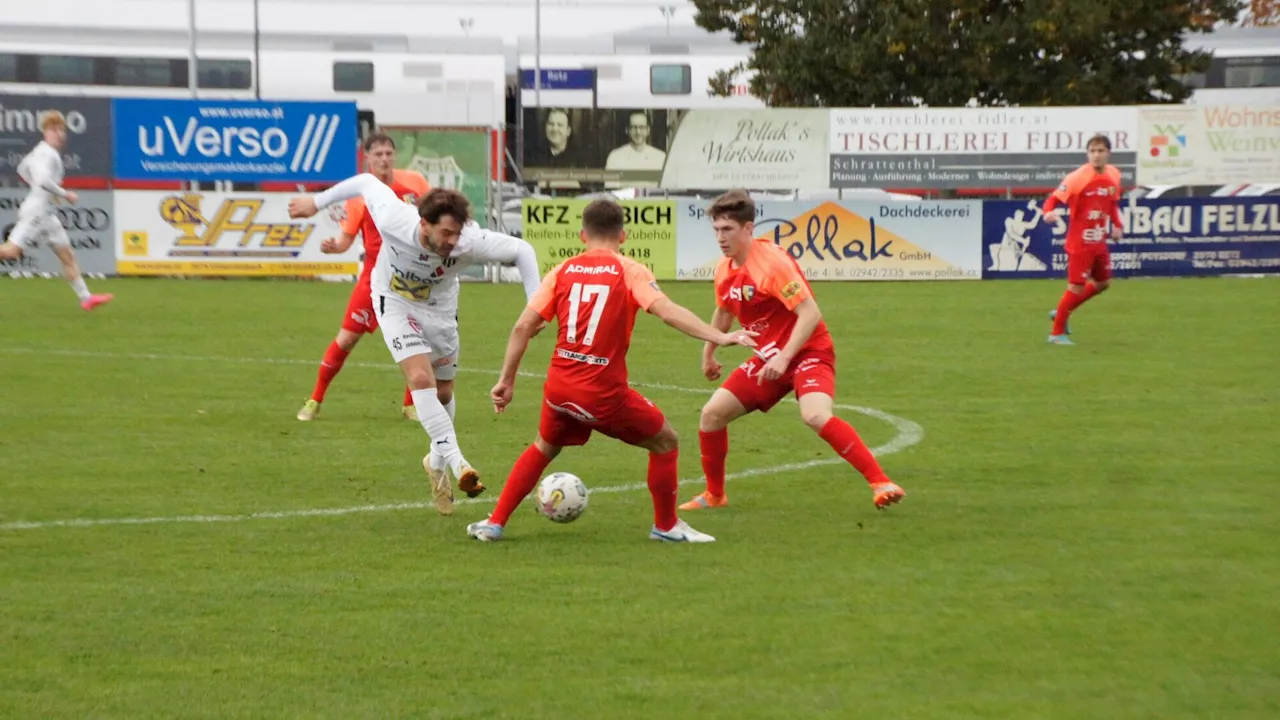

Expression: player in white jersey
xmin=0 ymin=111 xmax=113 ymax=311
xmin=288 ymin=174 xmax=542 ymax=516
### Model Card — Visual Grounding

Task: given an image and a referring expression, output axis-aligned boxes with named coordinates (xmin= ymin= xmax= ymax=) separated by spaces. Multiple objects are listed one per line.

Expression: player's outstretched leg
xmin=639 ymin=423 xmax=715 ymax=543
xmin=467 ymin=440 xmax=558 ymax=541
xmin=299 ymin=331 xmax=359 ymax=421
xmin=800 ymin=392 xmax=905 ymax=509
xmin=680 ymin=389 xmax=747 ymax=511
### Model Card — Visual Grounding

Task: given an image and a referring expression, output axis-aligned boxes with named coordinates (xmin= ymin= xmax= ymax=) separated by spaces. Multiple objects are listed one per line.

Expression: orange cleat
xmin=678 ymin=492 xmax=728 ymax=511
xmin=872 ymin=482 xmax=906 ymax=509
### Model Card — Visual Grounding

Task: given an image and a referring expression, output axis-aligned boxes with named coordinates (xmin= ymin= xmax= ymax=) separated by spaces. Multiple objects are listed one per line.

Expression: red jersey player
xmin=1043 ymin=134 xmax=1124 ymax=345
xmin=297 ymin=132 xmax=430 ymax=421
xmin=466 ymin=198 xmax=757 ymax=543
xmin=678 ymin=190 xmax=906 ymax=512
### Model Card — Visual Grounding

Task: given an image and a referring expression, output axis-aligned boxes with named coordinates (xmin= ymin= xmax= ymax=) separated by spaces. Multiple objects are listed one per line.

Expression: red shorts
xmin=538 ymin=387 xmax=666 ymax=447
xmin=340 ymin=275 xmax=378 ymax=334
xmin=1067 ymin=245 xmax=1111 ymax=285
xmin=722 ymin=349 xmax=836 ymax=413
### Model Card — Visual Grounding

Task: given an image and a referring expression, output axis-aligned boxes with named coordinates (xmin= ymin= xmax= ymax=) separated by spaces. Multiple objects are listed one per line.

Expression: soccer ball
xmin=537 ymin=472 xmax=589 ymax=524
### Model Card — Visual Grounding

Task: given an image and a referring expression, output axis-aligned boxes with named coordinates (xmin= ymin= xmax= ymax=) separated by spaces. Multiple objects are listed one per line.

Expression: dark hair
xmin=1087 ymin=134 xmax=1112 ymax=151
xmin=581 ymin=198 xmax=625 ymax=238
xmin=708 ymin=189 xmax=755 ymax=225
xmin=363 ymin=132 xmax=395 ymax=152
xmin=418 ymin=188 xmax=471 ymax=225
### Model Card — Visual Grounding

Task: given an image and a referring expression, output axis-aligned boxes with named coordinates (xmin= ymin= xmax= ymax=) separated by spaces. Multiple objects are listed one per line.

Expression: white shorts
xmin=373 ymin=294 xmax=461 ymax=381
xmin=7 ymin=213 xmax=70 ymax=250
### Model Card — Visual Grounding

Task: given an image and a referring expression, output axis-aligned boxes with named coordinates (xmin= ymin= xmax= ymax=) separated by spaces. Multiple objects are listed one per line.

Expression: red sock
xmin=1053 ymin=285 xmax=1100 ymax=335
xmin=310 ymin=342 xmax=351 ymax=402
xmin=818 ymin=417 xmax=889 ymax=486
xmin=648 ymin=449 xmax=679 ymax=532
xmin=490 ymin=444 xmax=553 ymax=526
xmin=403 ymin=386 xmax=414 ymax=408
xmin=699 ymin=429 xmax=728 ymax=497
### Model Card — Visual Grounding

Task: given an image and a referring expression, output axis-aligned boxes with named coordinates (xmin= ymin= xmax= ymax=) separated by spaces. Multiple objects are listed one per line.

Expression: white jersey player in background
xmin=288 ymin=174 xmax=541 ymax=516
xmin=0 ymin=111 xmax=113 ymax=311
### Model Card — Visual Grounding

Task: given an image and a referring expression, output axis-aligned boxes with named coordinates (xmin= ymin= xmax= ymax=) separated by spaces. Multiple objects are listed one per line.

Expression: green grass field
xmin=2 ymin=275 xmax=1278 ymax=719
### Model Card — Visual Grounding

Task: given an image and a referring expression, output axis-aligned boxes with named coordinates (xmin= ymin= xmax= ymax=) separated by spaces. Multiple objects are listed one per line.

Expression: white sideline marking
xmin=0 ymin=348 xmax=925 ymax=532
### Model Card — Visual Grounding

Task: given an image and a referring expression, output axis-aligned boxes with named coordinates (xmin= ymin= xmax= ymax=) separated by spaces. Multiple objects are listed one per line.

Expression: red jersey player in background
xmin=297 ymin=132 xmax=430 ymax=421
xmin=1043 ymin=134 xmax=1124 ymax=345
xmin=467 ymin=198 xmax=757 ymax=543
xmin=679 ymin=190 xmax=906 ymax=512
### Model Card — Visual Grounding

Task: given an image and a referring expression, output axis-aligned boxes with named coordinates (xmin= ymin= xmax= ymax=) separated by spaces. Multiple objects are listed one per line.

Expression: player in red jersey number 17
xmin=678 ymin=190 xmax=906 ymax=512
xmin=466 ymin=199 xmax=758 ymax=543
xmin=1043 ymin=134 xmax=1124 ymax=345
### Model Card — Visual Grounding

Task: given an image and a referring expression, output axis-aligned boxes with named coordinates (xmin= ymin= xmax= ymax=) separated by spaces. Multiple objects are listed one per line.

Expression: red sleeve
xmin=1110 ymin=202 xmax=1124 ymax=230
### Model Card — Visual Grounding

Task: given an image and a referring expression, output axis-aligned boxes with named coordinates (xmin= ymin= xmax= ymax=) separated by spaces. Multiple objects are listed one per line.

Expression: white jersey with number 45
xmin=312 ymin=173 xmax=541 ymax=314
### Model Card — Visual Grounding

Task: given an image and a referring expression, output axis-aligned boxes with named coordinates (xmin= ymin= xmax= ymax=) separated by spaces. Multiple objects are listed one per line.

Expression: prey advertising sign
xmin=114 ymin=190 xmax=361 ymax=276
xmin=111 ymin=98 xmax=358 ymax=182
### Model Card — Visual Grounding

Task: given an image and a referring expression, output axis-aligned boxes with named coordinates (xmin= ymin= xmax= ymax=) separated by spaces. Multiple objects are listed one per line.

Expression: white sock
xmin=425 ymin=397 xmax=458 ymax=471
xmin=412 ymin=389 xmax=465 ymax=473
xmin=444 ymin=396 xmax=456 ymax=421
xmin=69 ymin=276 xmax=90 ymax=302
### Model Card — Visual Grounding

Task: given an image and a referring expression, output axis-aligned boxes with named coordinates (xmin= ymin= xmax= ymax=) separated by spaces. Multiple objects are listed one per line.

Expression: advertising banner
xmin=0 ymin=94 xmax=114 ymax=182
xmin=675 ymin=198 xmax=983 ymax=281
xmin=0 ymin=190 xmax=116 ymax=276
xmin=981 ymin=197 xmax=1280 ymax=279
xmin=520 ymin=198 xmax=676 ymax=279
xmin=829 ymin=107 xmax=1138 ymax=189
xmin=520 ymin=108 xmax=829 ymax=191
xmin=1137 ymin=104 xmax=1280 ymax=186
xmin=113 ymin=191 xmax=361 ymax=276
xmin=522 ymin=107 xmax=672 ymax=187
xmin=111 ymin=98 xmax=358 ymax=182
xmin=383 ymin=127 xmax=489 ymax=227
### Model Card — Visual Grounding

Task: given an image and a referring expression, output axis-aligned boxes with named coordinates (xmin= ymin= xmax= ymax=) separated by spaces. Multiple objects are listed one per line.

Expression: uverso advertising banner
xmin=111 ymin=99 xmax=358 ymax=182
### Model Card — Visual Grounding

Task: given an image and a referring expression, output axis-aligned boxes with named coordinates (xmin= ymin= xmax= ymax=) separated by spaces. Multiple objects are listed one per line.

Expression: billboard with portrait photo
xmin=521 ymin=107 xmax=670 ymax=187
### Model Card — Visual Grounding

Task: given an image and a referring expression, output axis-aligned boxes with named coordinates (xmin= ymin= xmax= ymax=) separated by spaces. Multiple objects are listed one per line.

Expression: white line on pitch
xmin=0 ymin=347 xmax=924 ymax=532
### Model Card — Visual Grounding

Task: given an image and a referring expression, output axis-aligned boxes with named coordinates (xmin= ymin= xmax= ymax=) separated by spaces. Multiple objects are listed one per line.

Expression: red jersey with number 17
xmin=528 ymin=248 xmax=666 ymax=404
xmin=714 ymin=239 xmax=833 ymax=360
xmin=341 ymin=169 xmax=430 ymax=278
xmin=1043 ymin=164 xmax=1124 ymax=253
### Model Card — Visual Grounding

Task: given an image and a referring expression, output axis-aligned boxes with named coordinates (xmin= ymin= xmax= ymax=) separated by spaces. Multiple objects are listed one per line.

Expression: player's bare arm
xmin=491 ymin=306 xmax=545 ymax=413
xmin=761 ymin=297 xmax=822 ymax=383
xmin=288 ymin=196 xmax=319 ymax=219
xmin=320 ymin=231 xmax=357 ymax=254
xmin=648 ymin=297 xmax=757 ymax=348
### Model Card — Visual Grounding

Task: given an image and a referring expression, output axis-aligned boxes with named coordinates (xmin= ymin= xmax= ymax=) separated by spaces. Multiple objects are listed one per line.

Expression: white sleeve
xmin=468 ymin=226 xmax=542 ymax=300
xmin=28 ymin=151 xmax=69 ymax=199
xmin=312 ymin=173 xmax=417 ymax=246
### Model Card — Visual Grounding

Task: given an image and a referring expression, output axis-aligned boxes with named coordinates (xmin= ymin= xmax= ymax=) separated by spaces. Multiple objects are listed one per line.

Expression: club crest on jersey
xmin=401 ymin=193 xmax=418 ymax=204
xmin=781 ymin=281 xmax=801 ymax=299
xmin=728 ymin=285 xmax=755 ymax=302
xmin=432 ymin=265 xmax=445 ymax=277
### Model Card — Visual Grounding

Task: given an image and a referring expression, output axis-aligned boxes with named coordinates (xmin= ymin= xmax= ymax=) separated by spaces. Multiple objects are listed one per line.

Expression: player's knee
xmin=698 ymin=403 xmax=730 ymax=432
xmin=1094 ymin=279 xmax=1111 ymax=292
xmin=405 ymin=370 xmax=435 ymax=390
xmin=0 ymin=243 xmax=22 ymax=260
xmin=800 ymin=406 xmax=832 ymax=433
xmin=647 ymin=424 xmax=679 ymax=454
